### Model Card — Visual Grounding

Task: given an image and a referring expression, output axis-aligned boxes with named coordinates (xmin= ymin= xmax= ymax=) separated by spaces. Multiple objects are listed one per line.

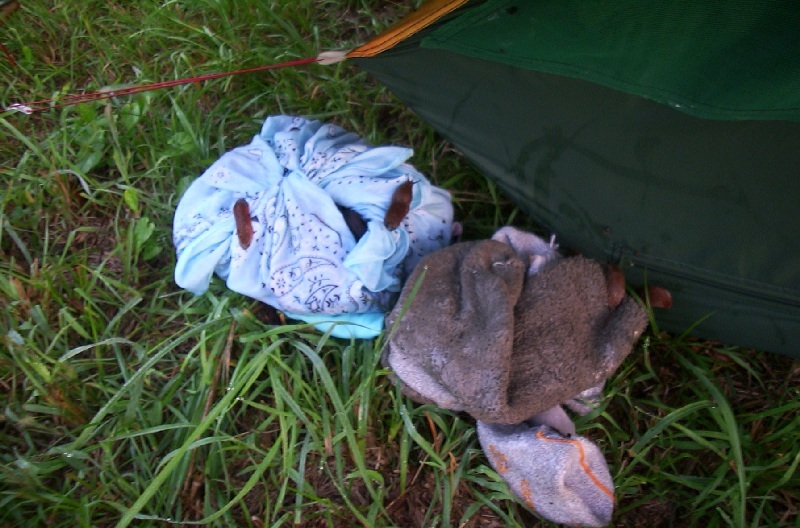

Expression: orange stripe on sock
xmin=487 ymin=444 xmax=510 ymax=474
xmin=519 ymin=479 xmax=536 ymax=511
xmin=535 ymin=430 xmax=615 ymax=500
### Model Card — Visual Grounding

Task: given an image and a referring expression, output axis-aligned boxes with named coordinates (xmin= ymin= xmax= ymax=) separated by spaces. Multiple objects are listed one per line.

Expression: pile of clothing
xmin=174 ymin=116 xmax=659 ymax=527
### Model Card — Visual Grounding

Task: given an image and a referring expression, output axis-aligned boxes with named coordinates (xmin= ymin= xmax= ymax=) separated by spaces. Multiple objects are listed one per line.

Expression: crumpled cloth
xmin=173 ymin=115 xmax=453 ymax=337
xmin=383 ymin=226 xmax=649 ymax=526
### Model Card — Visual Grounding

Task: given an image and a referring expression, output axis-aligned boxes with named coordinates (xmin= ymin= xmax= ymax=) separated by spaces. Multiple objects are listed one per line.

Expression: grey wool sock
xmin=477 ymin=421 xmax=615 ymax=527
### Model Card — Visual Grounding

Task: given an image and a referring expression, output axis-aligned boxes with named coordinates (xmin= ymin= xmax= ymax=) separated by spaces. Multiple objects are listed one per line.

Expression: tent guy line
xmin=2 ymin=0 xmax=467 ymax=115
xmin=4 ymin=56 xmax=323 ymax=115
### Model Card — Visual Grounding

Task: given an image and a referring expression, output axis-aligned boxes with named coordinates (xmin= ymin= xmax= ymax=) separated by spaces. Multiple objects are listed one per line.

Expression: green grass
xmin=1 ymin=1 xmax=798 ymax=527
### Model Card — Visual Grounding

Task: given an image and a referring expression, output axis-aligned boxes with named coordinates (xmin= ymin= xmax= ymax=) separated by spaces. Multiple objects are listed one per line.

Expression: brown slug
xmin=604 ymin=264 xmax=626 ymax=308
xmin=384 ymin=179 xmax=414 ymax=231
xmin=233 ymin=198 xmax=254 ymax=249
xmin=643 ymin=285 xmax=673 ymax=309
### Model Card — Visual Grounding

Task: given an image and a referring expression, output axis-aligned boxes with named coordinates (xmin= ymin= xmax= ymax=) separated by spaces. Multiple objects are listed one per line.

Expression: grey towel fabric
xmin=383 ymin=230 xmax=648 ymax=426
xmin=505 ymin=254 xmax=649 ymax=424
xmin=385 ymin=239 xmax=525 ymax=416
xmin=383 ymin=227 xmax=649 ymax=526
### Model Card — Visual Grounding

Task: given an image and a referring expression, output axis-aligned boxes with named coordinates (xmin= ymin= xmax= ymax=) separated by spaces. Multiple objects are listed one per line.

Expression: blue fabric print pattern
xmin=173 ymin=115 xmax=454 ymax=338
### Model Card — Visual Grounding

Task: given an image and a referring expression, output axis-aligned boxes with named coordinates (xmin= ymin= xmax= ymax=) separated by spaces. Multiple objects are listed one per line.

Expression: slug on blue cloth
xmin=384 ymin=179 xmax=414 ymax=230
xmin=172 ymin=115 xmax=454 ymax=339
xmin=233 ymin=198 xmax=254 ymax=249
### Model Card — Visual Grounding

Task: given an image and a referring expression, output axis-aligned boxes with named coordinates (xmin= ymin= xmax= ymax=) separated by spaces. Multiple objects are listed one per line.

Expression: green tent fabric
xmin=354 ymin=0 xmax=800 ymax=356
xmin=423 ymin=0 xmax=800 ymax=122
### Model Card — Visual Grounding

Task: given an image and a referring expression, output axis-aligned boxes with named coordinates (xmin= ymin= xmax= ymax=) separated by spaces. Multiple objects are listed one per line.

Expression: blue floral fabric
xmin=173 ymin=115 xmax=453 ymax=338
